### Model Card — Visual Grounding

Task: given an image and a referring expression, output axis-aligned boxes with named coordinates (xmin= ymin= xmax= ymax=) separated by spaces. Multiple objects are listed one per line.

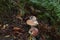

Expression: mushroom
xmin=26 ymin=16 xmax=39 ymax=37
xmin=29 ymin=27 xmax=39 ymax=37
xmin=26 ymin=16 xmax=38 ymax=27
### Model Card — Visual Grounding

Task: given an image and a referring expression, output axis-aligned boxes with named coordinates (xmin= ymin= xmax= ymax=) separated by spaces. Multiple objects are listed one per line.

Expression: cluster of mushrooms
xmin=26 ymin=16 xmax=39 ymax=40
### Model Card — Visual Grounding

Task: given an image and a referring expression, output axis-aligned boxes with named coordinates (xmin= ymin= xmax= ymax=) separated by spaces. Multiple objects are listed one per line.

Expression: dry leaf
xmin=13 ymin=27 xmax=20 ymax=31
xmin=5 ymin=35 xmax=10 ymax=37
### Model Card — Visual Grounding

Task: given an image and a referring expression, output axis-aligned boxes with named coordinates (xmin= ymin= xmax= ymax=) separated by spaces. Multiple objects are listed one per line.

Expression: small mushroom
xmin=26 ymin=16 xmax=38 ymax=26
xmin=29 ymin=27 xmax=39 ymax=37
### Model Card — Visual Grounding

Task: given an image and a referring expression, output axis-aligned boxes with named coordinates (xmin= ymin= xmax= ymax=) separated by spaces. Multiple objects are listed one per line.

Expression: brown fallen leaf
xmin=5 ymin=35 xmax=10 ymax=37
xmin=13 ymin=27 xmax=20 ymax=31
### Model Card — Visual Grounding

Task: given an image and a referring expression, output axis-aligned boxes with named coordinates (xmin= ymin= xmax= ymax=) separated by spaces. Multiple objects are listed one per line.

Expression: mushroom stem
xmin=31 ymin=26 xmax=35 ymax=28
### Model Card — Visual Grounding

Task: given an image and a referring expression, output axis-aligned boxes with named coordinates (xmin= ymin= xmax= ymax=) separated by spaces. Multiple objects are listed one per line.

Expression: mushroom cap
xmin=26 ymin=20 xmax=38 ymax=26
xmin=29 ymin=27 xmax=39 ymax=37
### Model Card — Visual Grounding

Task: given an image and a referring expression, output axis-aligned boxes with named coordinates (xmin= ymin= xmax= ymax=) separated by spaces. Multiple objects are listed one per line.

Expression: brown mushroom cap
xmin=26 ymin=20 xmax=38 ymax=26
xmin=29 ymin=27 xmax=39 ymax=37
